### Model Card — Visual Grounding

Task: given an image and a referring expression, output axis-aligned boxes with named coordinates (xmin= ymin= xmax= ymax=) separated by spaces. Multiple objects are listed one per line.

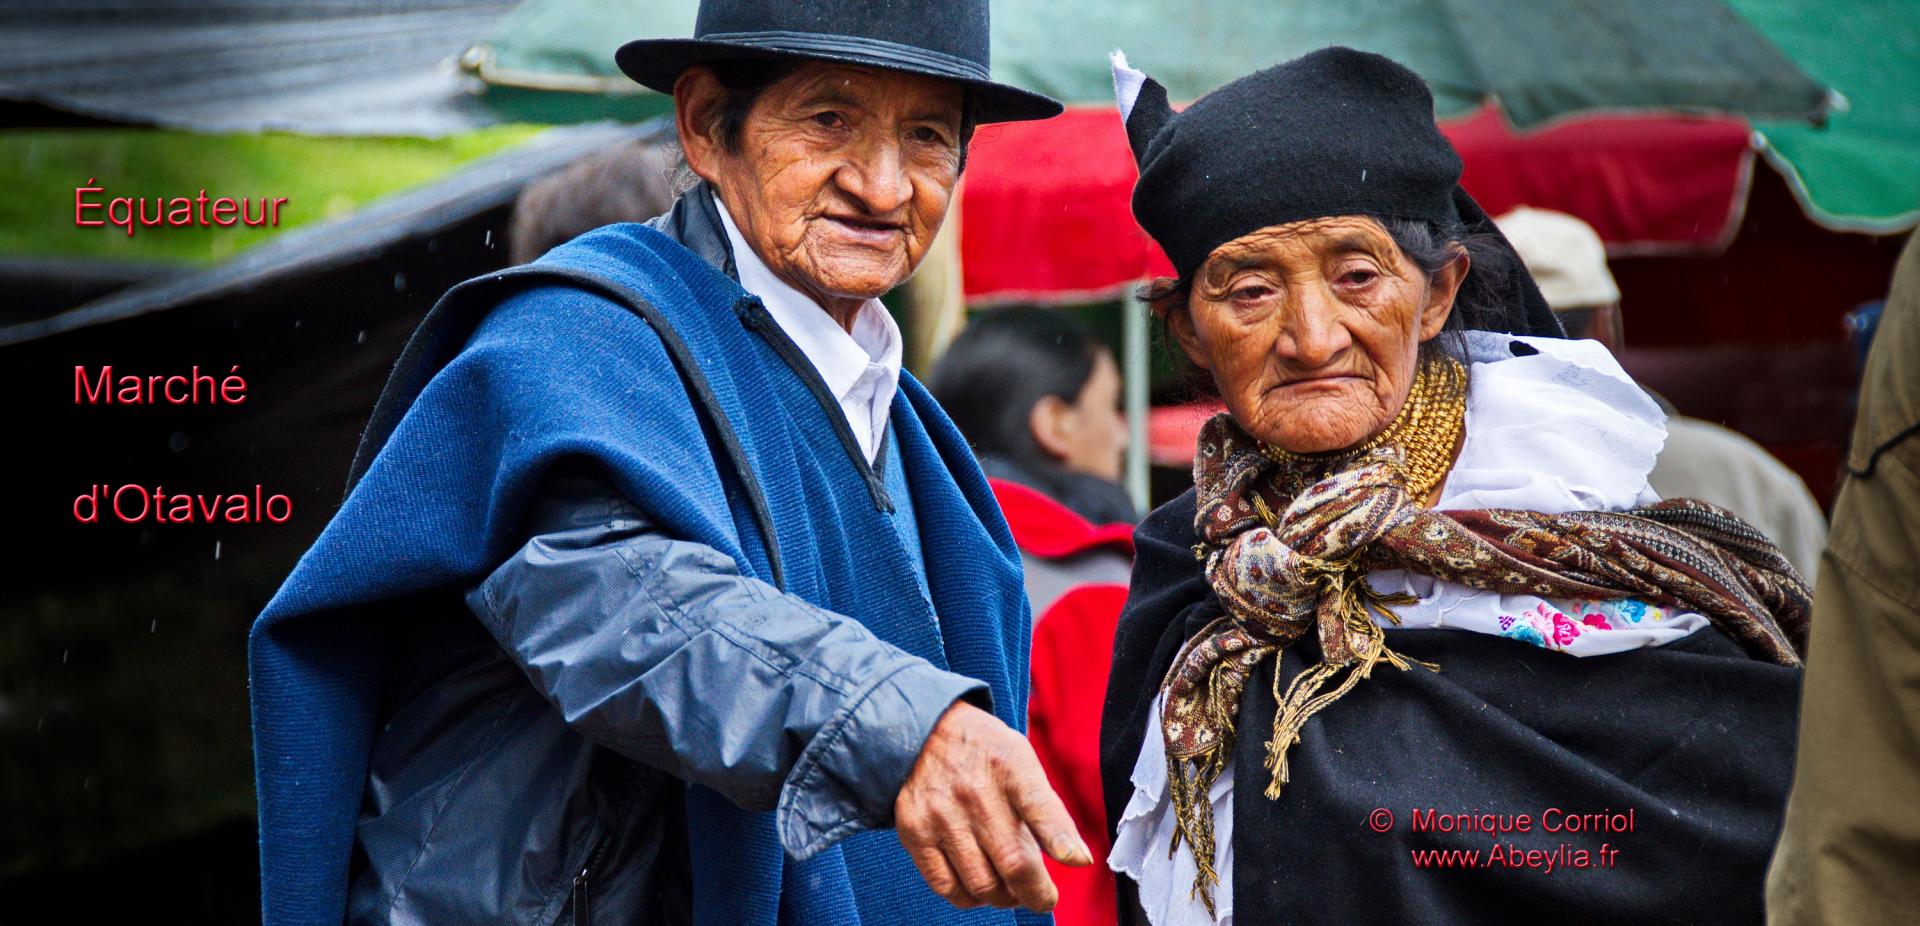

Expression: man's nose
xmin=1277 ymin=285 xmax=1351 ymax=368
xmin=835 ymin=134 xmax=912 ymax=215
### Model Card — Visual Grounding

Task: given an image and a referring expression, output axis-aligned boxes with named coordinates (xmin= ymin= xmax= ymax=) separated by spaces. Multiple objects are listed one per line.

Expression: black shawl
xmin=1100 ymin=490 xmax=1802 ymax=925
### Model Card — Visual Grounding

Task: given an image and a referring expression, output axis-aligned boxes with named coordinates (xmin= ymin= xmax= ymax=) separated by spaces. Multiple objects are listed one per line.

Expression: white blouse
xmin=1108 ymin=333 xmax=1711 ymax=926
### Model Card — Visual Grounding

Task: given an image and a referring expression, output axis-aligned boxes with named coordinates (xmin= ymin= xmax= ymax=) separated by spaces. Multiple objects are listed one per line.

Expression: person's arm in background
xmin=469 ymin=468 xmax=1090 ymax=911
xmin=1768 ymin=231 xmax=1920 ymax=924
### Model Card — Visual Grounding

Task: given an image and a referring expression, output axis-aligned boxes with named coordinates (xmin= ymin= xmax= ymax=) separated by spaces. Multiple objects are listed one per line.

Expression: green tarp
xmin=467 ymin=0 xmax=1914 ymax=230
xmin=1732 ymin=0 xmax=1920 ymax=232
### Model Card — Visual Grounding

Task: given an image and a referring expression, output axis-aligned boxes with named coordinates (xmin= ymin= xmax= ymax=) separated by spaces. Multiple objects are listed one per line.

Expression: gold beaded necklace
xmin=1258 ymin=353 xmax=1467 ymax=502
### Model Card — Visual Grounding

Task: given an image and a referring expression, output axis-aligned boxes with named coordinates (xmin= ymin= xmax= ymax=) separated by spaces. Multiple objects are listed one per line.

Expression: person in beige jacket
xmin=1767 ymin=231 xmax=1920 ymax=923
xmin=1495 ymin=206 xmax=1828 ymax=579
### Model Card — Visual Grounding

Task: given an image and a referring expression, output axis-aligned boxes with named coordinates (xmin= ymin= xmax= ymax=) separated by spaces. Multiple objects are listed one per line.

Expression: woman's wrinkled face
xmin=1168 ymin=216 xmax=1464 ymax=453
xmin=678 ymin=62 xmax=965 ymax=317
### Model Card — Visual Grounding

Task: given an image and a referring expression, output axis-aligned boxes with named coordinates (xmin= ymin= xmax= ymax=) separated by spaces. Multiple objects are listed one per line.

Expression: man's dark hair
xmin=690 ymin=58 xmax=981 ymax=173
xmin=928 ymin=308 xmax=1107 ymax=471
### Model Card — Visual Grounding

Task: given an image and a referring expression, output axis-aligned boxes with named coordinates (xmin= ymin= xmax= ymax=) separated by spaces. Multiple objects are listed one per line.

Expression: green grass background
xmin=0 ymin=126 xmax=544 ymax=265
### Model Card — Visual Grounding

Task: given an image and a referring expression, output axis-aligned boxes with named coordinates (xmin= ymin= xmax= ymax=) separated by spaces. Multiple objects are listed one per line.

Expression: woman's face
xmin=1168 ymin=216 xmax=1465 ymax=453
xmin=1055 ymin=349 xmax=1129 ymax=481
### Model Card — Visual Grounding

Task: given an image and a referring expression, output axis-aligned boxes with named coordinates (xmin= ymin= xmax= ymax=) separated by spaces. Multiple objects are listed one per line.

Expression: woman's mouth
xmin=821 ymin=215 xmax=905 ymax=247
xmin=1273 ymin=374 xmax=1364 ymax=393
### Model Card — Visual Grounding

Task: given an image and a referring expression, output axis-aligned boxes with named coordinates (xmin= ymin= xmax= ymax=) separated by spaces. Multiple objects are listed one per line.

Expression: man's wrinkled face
xmin=1168 ymin=216 xmax=1463 ymax=454
xmin=681 ymin=62 xmax=965 ymax=316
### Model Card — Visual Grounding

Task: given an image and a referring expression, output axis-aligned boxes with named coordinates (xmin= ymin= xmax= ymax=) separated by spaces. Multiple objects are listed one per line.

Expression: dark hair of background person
xmin=670 ymin=58 xmax=983 ymax=193
xmin=929 ymin=307 xmax=1105 ymax=476
xmin=1140 ymin=214 xmax=1520 ymax=395
xmin=509 ymin=139 xmax=679 ymax=264
xmin=1554 ymin=307 xmax=1602 ymax=340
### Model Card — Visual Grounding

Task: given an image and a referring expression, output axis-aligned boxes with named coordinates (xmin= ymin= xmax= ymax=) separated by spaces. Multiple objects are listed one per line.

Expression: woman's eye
xmin=1338 ymin=269 xmax=1378 ymax=286
xmin=909 ymin=126 xmax=947 ymax=144
xmin=1229 ymin=284 xmax=1274 ymax=302
xmin=811 ymin=111 xmax=846 ymax=129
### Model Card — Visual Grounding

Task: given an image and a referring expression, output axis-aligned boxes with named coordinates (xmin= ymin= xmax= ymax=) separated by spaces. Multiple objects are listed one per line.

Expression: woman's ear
xmin=1028 ymin=394 xmax=1075 ymax=462
xmin=673 ymin=66 xmax=727 ymax=186
xmin=1166 ymin=304 xmax=1213 ymax=373
xmin=1419 ymin=247 xmax=1469 ymax=341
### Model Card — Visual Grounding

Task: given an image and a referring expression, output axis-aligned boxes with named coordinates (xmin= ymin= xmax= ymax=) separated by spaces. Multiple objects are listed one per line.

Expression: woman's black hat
xmin=617 ymin=0 xmax=1063 ymax=124
xmin=1115 ymin=46 xmax=1560 ymax=338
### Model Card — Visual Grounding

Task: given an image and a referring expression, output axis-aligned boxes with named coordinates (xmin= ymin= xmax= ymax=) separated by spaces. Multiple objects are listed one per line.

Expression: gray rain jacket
xmin=344 ymin=189 xmax=989 ymax=926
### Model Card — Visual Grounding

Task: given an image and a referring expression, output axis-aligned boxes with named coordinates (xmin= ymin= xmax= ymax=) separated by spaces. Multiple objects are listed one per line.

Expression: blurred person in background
xmin=930 ymin=306 xmax=1136 ymax=926
xmin=508 ymin=138 xmax=679 ymax=264
xmin=1497 ymin=206 xmax=1829 ymax=579
xmin=932 ymin=307 xmax=1137 ymax=527
xmin=1768 ymin=232 xmax=1920 ymax=924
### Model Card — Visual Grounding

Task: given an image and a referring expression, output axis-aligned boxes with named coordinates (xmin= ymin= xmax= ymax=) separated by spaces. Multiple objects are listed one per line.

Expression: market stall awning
xmin=988 ymin=0 xmax=1830 ymax=129
xmin=465 ymin=0 xmax=1833 ymax=130
xmin=451 ymin=0 xmax=1874 ymax=303
xmin=1731 ymin=0 xmax=1920 ymax=232
xmin=959 ymin=106 xmax=1759 ymax=303
xmin=0 ymin=0 xmax=518 ymax=136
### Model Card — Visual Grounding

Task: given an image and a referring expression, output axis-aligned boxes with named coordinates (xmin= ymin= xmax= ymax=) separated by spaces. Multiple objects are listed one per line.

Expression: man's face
xmin=682 ymin=62 xmax=965 ymax=315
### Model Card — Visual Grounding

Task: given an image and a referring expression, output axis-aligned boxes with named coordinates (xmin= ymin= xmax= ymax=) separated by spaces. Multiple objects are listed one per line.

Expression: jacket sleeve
xmin=464 ymin=467 xmax=990 ymax=860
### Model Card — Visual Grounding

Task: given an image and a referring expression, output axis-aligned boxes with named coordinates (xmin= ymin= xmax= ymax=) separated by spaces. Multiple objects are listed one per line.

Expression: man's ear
xmin=1028 ymin=394 xmax=1075 ymax=462
xmin=674 ymin=66 xmax=728 ymax=186
xmin=1166 ymin=304 xmax=1213 ymax=373
xmin=1419 ymin=247 xmax=1469 ymax=341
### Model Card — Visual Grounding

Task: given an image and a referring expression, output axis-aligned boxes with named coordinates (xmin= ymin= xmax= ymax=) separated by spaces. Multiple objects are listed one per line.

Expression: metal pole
xmin=1123 ymin=282 xmax=1151 ymax=514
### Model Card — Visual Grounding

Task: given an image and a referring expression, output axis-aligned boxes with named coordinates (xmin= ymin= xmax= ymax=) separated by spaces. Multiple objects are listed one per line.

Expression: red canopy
xmin=959 ymin=105 xmax=1756 ymax=303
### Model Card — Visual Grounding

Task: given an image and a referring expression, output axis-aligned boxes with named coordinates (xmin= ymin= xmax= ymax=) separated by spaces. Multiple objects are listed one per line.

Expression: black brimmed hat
xmin=1114 ymin=46 xmax=1560 ymax=338
xmin=617 ymin=0 xmax=1063 ymax=124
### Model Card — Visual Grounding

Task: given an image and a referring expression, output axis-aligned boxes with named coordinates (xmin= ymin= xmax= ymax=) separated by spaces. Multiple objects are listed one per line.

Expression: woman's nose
xmin=1277 ymin=285 xmax=1351 ymax=367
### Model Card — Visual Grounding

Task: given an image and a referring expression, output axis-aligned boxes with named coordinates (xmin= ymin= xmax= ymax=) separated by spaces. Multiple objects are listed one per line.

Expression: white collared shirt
xmin=714 ymin=194 xmax=903 ymax=464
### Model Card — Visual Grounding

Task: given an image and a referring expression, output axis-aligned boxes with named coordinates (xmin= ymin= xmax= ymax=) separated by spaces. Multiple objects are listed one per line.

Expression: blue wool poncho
xmin=248 ymin=222 xmax=1040 ymax=926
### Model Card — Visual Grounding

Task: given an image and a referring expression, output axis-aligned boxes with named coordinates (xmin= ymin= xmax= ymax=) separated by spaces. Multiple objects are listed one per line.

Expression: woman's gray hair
xmin=1378 ymin=216 xmax=1519 ymax=343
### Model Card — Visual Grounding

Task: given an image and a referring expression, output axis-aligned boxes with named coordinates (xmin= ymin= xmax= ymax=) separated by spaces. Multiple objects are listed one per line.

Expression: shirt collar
xmin=713 ymin=192 xmax=903 ymax=404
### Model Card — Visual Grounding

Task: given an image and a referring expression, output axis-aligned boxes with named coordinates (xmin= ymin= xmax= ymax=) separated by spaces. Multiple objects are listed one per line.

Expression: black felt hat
xmin=617 ymin=0 xmax=1062 ymax=124
xmin=1114 ymin=47 xmax=1560 ymax=338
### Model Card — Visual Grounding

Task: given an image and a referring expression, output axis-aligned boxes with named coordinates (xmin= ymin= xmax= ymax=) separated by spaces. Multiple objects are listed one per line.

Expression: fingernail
xmin=1055 ymin=833 xmax=1091 ymax=864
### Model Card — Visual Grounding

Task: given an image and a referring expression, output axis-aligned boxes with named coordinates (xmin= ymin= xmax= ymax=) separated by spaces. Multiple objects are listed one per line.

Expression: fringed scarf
xmin=1161 ymin=413 xmax=1811 ymax=912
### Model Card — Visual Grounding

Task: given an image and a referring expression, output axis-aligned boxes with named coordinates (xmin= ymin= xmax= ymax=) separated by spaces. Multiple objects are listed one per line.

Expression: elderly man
xmin=246 ymin=2 xmax=1084 ymax=925
xmin=1495 ymin=206 xmax=1829 ymax=578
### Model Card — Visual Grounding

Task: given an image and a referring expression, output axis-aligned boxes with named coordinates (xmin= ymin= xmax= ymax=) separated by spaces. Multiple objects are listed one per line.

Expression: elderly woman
xmin=1098 ymin=49 xmax=1810 ymax=926
xmin=247 ymin=2 xmax=1092 ymax=925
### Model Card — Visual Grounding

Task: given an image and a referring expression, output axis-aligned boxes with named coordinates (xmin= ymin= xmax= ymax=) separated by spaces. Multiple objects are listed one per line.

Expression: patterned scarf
xmin=1162 ymin=413 xmax=1810 ymax=911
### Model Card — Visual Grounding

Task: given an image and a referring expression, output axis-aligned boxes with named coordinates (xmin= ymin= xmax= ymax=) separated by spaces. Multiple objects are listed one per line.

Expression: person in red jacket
xmin=931 ymin=308 xmax=1135 ymax=926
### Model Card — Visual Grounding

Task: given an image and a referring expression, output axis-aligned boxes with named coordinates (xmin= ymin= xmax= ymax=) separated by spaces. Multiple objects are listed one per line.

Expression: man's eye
xmin=811 ymin=111 xmax=846 ymax=129
xmin=1339 ymin=270 xmax=1378 ymax=286
xmin=910 ymin=126 xmax=949 ymax=145
xmin=1230 ymin=285 xmax=1274 ymax=302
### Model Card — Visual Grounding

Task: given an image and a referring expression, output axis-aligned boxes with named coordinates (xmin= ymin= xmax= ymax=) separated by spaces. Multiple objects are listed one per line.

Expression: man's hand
xmin=895 ymin=701 xmax=1093 ymax=911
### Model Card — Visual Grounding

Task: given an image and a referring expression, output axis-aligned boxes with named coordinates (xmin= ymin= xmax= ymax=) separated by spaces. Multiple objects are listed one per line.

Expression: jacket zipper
xmin=570 ymin=833 xmax=612 ymax=926
xmin=738 ymin=300 xmax=895 ymax=513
